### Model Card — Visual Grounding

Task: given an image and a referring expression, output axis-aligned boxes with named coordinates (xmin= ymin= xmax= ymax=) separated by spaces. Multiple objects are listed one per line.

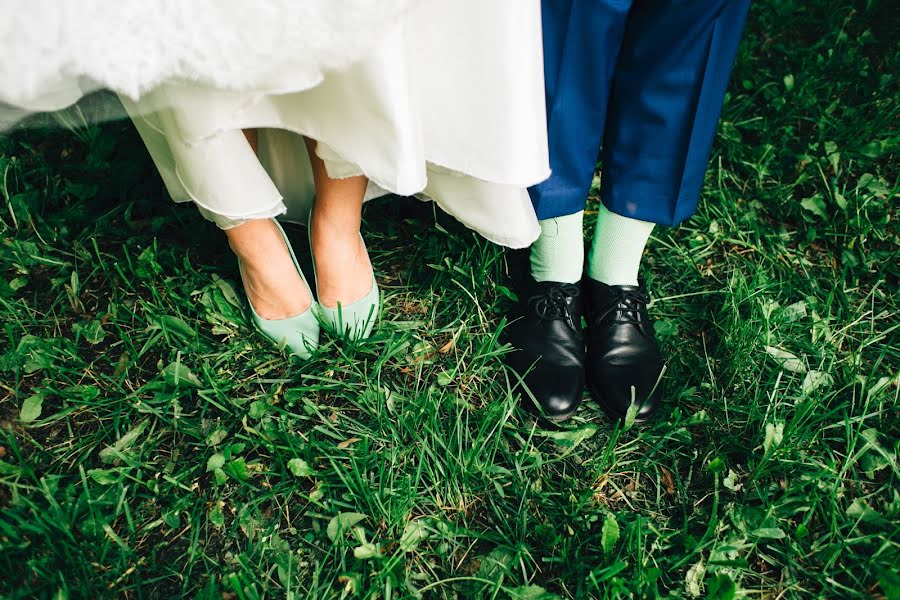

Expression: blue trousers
xmin=529 ymin=0 xmax=751 ymax=226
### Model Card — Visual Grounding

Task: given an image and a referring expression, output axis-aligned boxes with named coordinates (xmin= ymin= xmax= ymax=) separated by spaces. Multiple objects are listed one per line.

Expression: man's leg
xmin=584 ymin=0 xmax=752 ymax=420
xmin=507 ymin=0 xmax=631 ymax=421
xmin=527 ymin=0 xmax=632 ymax=285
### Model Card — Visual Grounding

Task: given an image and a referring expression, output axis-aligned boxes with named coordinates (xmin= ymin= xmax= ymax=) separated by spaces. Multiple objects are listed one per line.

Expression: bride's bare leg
xmin=304 ymin=138 xmax=372 ymax=308
xmin=216 ymin=129 xmax=310 ymax=320
xmin=225 ymin=219 xmax=312 ymax=320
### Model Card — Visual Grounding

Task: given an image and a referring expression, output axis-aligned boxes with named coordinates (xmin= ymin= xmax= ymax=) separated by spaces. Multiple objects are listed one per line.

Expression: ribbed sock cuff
xmin=529 ymin=211 xmax=585 ymax=284
xmin=587 ymin=205 xmax=655 ymax=286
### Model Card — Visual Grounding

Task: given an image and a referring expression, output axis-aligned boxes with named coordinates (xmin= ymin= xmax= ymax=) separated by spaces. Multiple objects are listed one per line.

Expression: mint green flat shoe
xmin=316 ymin=262 xmax=379 ymax=340
xmin=308 ymin=217 xmax=380 ymax=341
xmin=239 ymin=220 xmax=320 ymax=359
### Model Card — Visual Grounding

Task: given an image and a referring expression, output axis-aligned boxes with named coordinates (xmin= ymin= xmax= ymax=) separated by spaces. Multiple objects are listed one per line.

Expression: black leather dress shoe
xmin=584 ymin=279 xmax=663 ymax=421
xmin=504 ymin=278 xmax=585 ymax=421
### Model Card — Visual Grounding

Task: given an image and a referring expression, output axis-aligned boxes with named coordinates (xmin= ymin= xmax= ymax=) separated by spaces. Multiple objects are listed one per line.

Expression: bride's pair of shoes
xmin=239 ymin=219 xmax=379 ymax=359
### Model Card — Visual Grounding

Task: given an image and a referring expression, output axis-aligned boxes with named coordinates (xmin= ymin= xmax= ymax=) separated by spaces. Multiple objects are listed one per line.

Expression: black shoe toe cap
xmin=516 ymin=364 xmax=585 ymax=421
xmin=588 ymin=362 xmax=662 ymax=421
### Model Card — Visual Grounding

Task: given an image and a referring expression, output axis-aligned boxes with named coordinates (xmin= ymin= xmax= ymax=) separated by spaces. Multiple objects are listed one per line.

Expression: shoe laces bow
xmin=594 ymin=287 xmax=652 ymax=332
xmin=530 ymin=283 xmax=580 ymax=321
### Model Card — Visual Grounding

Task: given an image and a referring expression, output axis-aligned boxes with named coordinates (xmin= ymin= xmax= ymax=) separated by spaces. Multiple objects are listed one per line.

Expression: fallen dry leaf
xmin=337 ymin=437 xmax=361 ymax=449
xmin=660 ymin=467 xmax=676 ymax=496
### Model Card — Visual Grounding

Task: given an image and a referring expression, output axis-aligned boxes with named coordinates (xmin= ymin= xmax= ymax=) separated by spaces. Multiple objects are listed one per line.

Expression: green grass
xmin=1 ymin=1 xmax=897 ymax=598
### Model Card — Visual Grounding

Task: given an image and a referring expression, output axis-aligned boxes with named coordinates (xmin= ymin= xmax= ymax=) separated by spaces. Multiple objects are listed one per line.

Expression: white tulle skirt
xmin=116 ymin=1 xmax=549 ymax=248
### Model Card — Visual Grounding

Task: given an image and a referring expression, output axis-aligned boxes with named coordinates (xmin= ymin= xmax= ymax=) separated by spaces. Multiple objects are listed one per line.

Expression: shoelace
xmin=592 ymin=288 xmax=652 ymax=333
xmin=530 ymin=283 xmax=580 ymax=321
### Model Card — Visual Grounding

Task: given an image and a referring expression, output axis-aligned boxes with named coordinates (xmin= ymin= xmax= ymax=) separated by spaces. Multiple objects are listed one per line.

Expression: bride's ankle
xmin=227 ymin=219 xmax=272 ymax=251
xmin=312 ymin=220 xmax=360 ymax=246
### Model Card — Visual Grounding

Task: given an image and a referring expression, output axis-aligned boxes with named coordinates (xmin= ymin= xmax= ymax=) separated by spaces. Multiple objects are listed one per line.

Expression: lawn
xmin=1 ymin=1 xmax=897 ymax=598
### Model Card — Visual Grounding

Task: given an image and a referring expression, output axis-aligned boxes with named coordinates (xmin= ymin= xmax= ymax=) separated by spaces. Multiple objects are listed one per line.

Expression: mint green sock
xmin=529 ymin=211 xmax=585 ymax=284
xmin=587 ymin=205 xmax=655 ymax=286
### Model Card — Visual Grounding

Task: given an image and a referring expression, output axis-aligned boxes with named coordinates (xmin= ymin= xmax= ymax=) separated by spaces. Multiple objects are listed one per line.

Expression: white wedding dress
xmin=1 ymin=0 xmax=548 ymax=247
